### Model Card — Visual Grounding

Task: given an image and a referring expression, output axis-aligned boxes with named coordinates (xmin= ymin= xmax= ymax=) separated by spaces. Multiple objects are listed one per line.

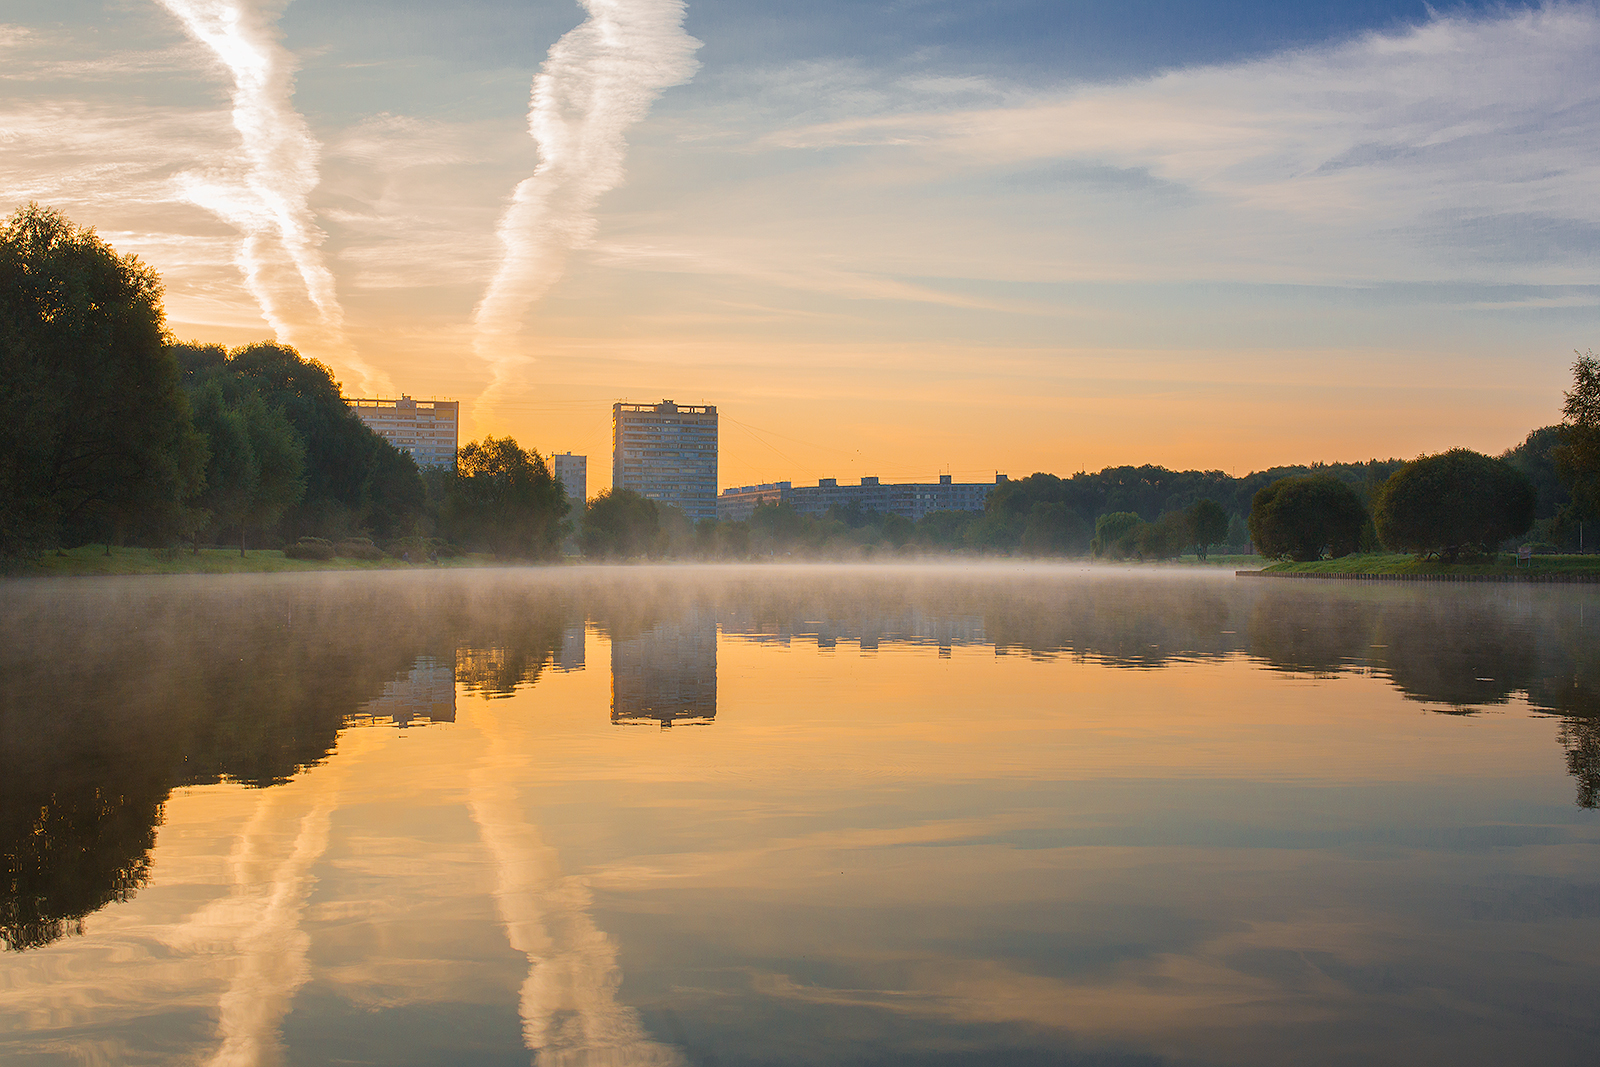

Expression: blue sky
xmin=3 ymin=1 xmax=1593 ymax=486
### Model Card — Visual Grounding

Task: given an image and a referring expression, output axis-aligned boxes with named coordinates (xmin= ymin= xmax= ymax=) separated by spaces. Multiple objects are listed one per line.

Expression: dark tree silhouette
xmin=0 ymin=205 xmax=205 ymax=558
xmin=1372 ymin=449 xmax=1535 ymax=561
xmin=1249 ymin=475 xmax=1367 ymax=562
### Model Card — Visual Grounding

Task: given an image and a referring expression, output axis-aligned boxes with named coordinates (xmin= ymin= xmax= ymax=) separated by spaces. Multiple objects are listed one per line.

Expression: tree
xmin=1019 ymin=501 xmax=1089 ymax=556
xmin=443 ymin=436 xmax=567 ymax=559
xmin=0 ymin=205 xmax=205 ymax=558
xmin=1553 ymin=351 xmax=1600 ymax=536
xmin=582 ymin=489 xmax=659 ymax=559
xmin=1134 ymin=511 xmax=1189 ymax=560
xmin=1091 ymin=511 xmax=1142 ymax=559
xmin=179 ymin=340 xmax=425 ymax=541
xmin=1501 ymin=426 xmax=1571 ymax=521
xmin=1186 ymin=499 xmax=1229 ymax=559
xmin=189 ymin=382 xmax=306 ymax=555
xmin=1249 ymin=475 xmax=1366 ymax=562
xmin=1371 ymin=449 xmax=1535 ymax=561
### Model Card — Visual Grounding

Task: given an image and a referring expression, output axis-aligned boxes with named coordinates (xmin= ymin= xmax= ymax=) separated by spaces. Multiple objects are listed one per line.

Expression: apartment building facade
xmin=717 ymin=473 xmax=1007 ymax=522
xmin=612 ymin=401 xmax=718 ymax=522
xmin=551 ymin=452 xmax=587 ymax=506
xmin=347 ymin=396 xmax=459 ymax=468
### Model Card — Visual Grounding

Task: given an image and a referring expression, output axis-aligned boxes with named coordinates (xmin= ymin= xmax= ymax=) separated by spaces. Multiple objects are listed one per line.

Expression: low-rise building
xmin=718 ymin=474 xmax=1007 ymax=523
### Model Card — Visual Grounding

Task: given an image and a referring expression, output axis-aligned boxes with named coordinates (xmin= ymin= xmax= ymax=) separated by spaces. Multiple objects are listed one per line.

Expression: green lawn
xmin=1252 ymin=552 xmax=1600 ymax=578
xmin=17 ymin=545 xmax=503 ymax=577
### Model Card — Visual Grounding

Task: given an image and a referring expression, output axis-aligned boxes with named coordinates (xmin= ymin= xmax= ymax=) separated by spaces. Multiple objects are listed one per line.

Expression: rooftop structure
xmin=613 ymin=401 xmax=718 ymax=522
xmin=717 ymin=473 xmax=1007 ymax=523
xmin=348 ymin=395 xmax=459 ymax=468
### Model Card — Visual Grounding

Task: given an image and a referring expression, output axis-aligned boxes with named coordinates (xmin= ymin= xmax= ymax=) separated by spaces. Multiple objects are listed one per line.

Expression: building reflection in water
xmin=349 ymin=656 xmax=457 ymax=728
xmin=556 ymin=625 xmax=586 ymax=673
xmin=610 ymin=611 xmax=717 ymax=728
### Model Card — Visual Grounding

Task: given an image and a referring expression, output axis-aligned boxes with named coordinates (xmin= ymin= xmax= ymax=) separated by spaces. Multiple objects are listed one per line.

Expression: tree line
xmin=5 ymin=204 xmax=1596 ymax=566
xmin=1 ymin=205 xmax=572 ymax=564
xmin=582 ymin=362 xmax=1594 ymax=563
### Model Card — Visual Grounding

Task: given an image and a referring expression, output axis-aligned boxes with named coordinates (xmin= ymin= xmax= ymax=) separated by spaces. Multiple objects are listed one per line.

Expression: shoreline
xmin=1238 ymin=569 xmax=1600 ymax=583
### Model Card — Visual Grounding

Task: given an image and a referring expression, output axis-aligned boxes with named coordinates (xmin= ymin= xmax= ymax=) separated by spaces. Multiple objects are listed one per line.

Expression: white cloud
xmin=732 ymin=2 xmax=1600 ymax=284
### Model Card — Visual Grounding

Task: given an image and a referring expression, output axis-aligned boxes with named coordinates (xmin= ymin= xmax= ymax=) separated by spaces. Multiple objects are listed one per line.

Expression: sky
xmin=4 ymin=0 xmax=1598 ymax=491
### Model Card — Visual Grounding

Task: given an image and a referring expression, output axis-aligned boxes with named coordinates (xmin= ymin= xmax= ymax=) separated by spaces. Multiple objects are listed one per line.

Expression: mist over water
xmin=2 ymin=565 xmax=1597 ymax=1065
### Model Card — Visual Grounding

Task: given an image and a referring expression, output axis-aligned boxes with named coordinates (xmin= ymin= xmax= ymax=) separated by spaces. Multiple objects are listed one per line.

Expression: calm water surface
xmin=2 ymin=566 xmax=1597 ymax=1066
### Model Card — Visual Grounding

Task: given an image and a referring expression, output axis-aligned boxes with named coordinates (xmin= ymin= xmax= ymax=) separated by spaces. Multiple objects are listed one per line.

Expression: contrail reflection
xmin=203 ymin=793 xmax=335 ymax=1067
xmin=175 ymin=731 xmax=378 ymax=1067
xmin=469 ymin=703 xmax=681 ymax=1066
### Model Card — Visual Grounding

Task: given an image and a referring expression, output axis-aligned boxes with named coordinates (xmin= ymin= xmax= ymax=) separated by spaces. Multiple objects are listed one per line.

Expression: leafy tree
xmin=1371 ymin=449 xmax=1535 ymax=561
xmin=443 ymin=436 xmax=567 ymax=559
xmin=1501 ymin=425 xmax=1571 ymax=520
xmin=0 ymin=205 xmax=205 ymax=558
xmin=1091 ymin=511 xmax=1142 ymax=559
xmin=1019 ymin=501 xmax=1089 ymax=556
xmin=1224 ymin=513 xmax=1251 ymax=552
xmin=189 ymin=382 xmax=306 ymax=555
xmin=1135 ymin=511 xmax=1189 ymax=560
xmin=1553 ymin=350 xmax=1600 ymax=532
xmin=583 ymin=488 xmax=659 ymax=559
xmin=1186 ymin=499 xmax=1229 ymax=559
xmin=177 ymin=340 xmax=425 ymax=541
xmin=1249 ymin=475 xmax=1366 ymax=562
xmin=747 ymin=501 xmax=806 ymax=552
xmin=694 ymin=518 xmax=750 ymax=559
xmin=915 ymin=510 xmax=981 ymax=552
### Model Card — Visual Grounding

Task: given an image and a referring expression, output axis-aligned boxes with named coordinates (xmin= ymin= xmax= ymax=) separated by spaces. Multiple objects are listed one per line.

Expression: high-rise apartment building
xmin=612 ymin=401 xmax=718 ymax=522
xmin=551 ymin=453 xmax=587 ymax=506
xmin=347 ymin=396 xmax=459 ymax=468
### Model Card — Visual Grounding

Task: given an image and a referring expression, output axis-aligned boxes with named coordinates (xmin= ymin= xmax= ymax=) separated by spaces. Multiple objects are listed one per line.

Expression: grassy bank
xmin=14 ymin=545 xmax=502 ymax=577
xmin=1252 ymin=552 xmax=1600 ymax=578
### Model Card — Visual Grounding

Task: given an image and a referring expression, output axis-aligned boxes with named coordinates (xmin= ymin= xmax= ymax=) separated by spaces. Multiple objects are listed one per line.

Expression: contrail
xmin=473 ymin=0 xmax=701 ymax=410
xmin=157 ymin=0 xmax=383 ymax=392
xmin=469 ymin=699 xmax=683 ymax=1066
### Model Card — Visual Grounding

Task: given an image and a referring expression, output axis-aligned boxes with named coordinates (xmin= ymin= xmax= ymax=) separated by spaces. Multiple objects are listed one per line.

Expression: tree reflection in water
xmin=3 ymin=568 xmax=1598 ymax=953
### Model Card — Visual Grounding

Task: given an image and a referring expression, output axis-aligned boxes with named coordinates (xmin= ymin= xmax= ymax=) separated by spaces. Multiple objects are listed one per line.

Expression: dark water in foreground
xmin=1 ymin=565 xmax=1597 ymax=1067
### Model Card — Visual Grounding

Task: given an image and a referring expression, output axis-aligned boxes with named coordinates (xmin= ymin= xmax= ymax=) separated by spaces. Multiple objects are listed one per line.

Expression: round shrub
xmin=336 ymin=538 xmax=385 ymax=561
xmin=284 ymin=537 xmax=335 ymax=561
xmin=1248 ymin=475 xmax=1366 ymax=562
xmin=1372 ymin=449 xmax=1535 ymax=561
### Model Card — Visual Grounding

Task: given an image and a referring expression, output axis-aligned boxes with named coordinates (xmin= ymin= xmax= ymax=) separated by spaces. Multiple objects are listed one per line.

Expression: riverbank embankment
xmin=1240 ymin=553 xmax=1600 ymax=583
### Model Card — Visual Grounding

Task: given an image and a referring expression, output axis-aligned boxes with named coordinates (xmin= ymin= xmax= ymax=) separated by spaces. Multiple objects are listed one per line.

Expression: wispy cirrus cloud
xmin=731 ymin=2 xmax=1600 ymax=285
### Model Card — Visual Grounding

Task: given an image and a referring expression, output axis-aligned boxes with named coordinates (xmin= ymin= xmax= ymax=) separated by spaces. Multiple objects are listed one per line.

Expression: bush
xmin=383 ymin=536 xmax=461 ymax=561
xmin=1249 ymin=475 xmax=1366 ymax=562
xmin=284 ymin=537 xmax=334 ymax=560
xmin=336 ymin=537 xmax=384 ymax=561
xmin=1372 ymin=449 xmax=1535 ymax=561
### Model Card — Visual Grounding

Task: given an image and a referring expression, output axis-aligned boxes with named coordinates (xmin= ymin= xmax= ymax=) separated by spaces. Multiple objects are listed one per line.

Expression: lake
xmin=2 ymin=565 xmax=1596 ymax=1066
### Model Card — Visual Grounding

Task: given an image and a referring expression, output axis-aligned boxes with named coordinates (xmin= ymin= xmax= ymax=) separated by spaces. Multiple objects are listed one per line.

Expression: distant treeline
xmin=4 ymin=204 xmax=1595 ymax=566
xmin=577 ymin=426 xmax=1576 ymax=562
